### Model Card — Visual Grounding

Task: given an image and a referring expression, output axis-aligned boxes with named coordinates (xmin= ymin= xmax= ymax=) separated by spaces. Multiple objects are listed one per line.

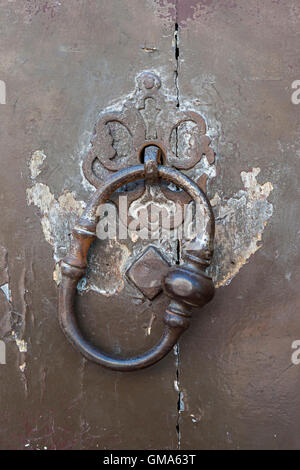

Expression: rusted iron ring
xmin=59 ymin=149 xmax=215 ymax=371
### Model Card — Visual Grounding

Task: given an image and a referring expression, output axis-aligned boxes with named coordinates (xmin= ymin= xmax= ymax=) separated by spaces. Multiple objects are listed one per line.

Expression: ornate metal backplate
xmin=81 ymin=72 xmax=215 ymax=299
xmin=82 ymin=71 xmax=214 ymax=186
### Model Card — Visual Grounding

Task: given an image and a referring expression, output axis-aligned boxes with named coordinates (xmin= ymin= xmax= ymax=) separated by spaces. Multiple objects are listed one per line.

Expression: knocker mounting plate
xmin=58 ymin=72 xmax=216 ymax=371
xmin=82 ymin=71 xmax=214 ymax=186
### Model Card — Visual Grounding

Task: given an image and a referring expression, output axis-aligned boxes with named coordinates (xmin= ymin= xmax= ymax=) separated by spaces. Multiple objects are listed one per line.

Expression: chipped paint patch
xmin=26 ymin=80 xmax=273 ymax=297
xmin=0 ymin=245 xmax=13 ymax=338
xmin=0 ymin=245 xmax=9 ymax=286
xmin=26 ymin=160 xmax=273 ymax=293
xmin=12 ymin=334 xmax=27 ymax=353
xmin=29 ymin=150 xmax=46 ymax=179
xmin=27 ymin=150 xmax=87 ymax=285
xmin=151 ymin=0 xmax=232 ymax=28
xmin=22 ymin=0 xmax=62 ymax=23
xmin=210 ymin=167 xmax=273 ymax=287
xmin=53 ymin=263 xmax=62 ymax=285
xmin=0 ymin=246 xmax=27 ymax=366
xmin=26 ymin=182 xmax=84 ymax=286
xmin=0 ymin=283 xmax=11 ymax=303
xmin=151 ymin=0 xmax=176 ymax=26
xmin=78 ymin=240 xmax=130 ymax=296
xmin=26 ymin=182 xmax=85 ymax=267
xmin=27 ymin=150 xmax=133 ymax=295
xmin=27 ymin=154 xmax=131 ymax=295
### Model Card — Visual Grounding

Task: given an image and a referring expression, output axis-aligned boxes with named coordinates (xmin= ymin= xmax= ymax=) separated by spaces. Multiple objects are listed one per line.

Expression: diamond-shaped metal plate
xmin=126 ymin=246 xmax=170 ymax=300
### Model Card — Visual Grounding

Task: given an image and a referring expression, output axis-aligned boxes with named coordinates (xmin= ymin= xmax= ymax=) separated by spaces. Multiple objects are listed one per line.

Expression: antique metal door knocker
xmin=59 ymin=72 xmax=215 ymax=371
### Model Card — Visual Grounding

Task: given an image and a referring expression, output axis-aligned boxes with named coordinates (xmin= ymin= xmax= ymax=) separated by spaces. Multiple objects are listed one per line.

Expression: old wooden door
xmin=0 ymin=0 xmax=299 ymax=450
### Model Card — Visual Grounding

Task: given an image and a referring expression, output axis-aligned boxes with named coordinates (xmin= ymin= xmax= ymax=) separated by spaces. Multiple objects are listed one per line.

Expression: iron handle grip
xmin=59 ymin=162 xmax=215 ymax=371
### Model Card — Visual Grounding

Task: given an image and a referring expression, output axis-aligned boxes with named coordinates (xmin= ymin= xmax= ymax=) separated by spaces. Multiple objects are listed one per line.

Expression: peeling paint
xmin=0 ymin=246 xmax=28 ymax=367
xmin=26 ymin=182 xmax=84 ymax=257
xmin=27 ymin=150 xmax=134 ymax=295
xmin=27 ymin=169 xmax=132 ymax=295
xmin=12 ymin=333 xmax=27 ymax=353
xmin=151 ymin=0 xmax=176 ymax=26
xmin=23 ymin=0 xmax=62 ymax=23
xmin=0 ymin=283 xmax=11 ymax=303
xmin=210 ymin=167 xmax=273 ymax=287
xmin=29 ymin=150 xmax=46 ymax=179
xmin=53 ymin=263 xmax=62 ymax=285
xmin=26 ymin=163 xmax=86 ymax=288
xmin=190 ymin=407 xmax=204 ymax=424
xmin=0 ymin=245 xmax=13 ymax=338
xmin=151 ymin=0 xmax=227 ymax=28
xmin=78 ymin=240 xmax=130 ymax=296
xmin=27 ymin=114 xmax=273 ymax=296
xmin=285 ymin=272 xmax=292 ymax=281
xmin=0 ymin=245 xmax=9 ymax=286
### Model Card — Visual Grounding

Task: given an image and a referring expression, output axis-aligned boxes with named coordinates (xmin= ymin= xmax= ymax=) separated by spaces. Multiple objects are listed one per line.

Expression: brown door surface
xmin=0 ymin=0 xmax=299 ymax=450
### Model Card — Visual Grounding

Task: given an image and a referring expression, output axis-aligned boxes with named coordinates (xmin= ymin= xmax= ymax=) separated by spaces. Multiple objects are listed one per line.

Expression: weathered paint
xmin=211 ymin=167 xmax=273 ymax=287
xmin=29 ymin=150 xmax=47 ymax=179
xmin=27 ymin=151 xmax=273 ymax=293
xmin=0 ymin=0 xmax=299 ymax=451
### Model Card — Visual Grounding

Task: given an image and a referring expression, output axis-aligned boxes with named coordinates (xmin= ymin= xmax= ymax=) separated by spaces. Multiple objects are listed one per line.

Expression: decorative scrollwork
xmin=82 ymin=71 xmax=215 ymax=188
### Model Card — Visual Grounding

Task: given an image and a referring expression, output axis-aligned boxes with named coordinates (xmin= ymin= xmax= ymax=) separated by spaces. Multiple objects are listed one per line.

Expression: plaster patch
xmin=210 ymin=167 xmax=273 ymax=287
